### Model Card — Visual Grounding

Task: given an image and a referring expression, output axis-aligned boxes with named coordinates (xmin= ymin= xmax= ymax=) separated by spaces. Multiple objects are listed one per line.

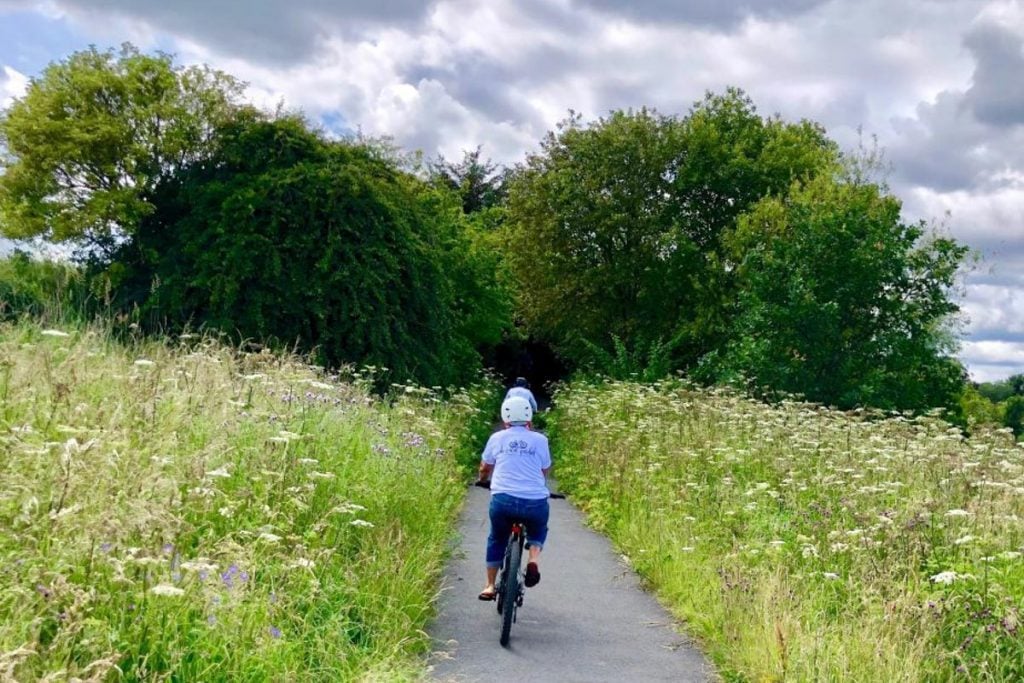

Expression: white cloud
xmin=0 ymin=65 xmax=28 ymax=107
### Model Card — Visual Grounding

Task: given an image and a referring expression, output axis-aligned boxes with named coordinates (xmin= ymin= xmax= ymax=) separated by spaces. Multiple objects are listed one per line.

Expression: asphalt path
xmin=427 ymin=482 xmax=713 ymax=682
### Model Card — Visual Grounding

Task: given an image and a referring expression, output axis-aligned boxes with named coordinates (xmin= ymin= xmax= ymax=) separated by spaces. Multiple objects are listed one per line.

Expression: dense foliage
xmin=710 ymin=174 xmax=969 ymax=410
xmin=503 ymin=91 xmax=837 ymax=367
xmin=110 ymin=116 xmax=507 ymax=387
xmin=0 ymin=45 xmax=243 ymax=256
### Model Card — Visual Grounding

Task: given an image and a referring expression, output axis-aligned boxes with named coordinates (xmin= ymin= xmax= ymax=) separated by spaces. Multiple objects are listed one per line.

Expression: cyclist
xmin=504 ymin=377 xmax=538 ymax=412
xmin=476 ymin=395 xmax=551 ymax=601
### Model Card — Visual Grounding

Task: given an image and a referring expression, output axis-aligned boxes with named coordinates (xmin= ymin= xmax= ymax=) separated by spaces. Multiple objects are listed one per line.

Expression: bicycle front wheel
xmin=499 ymin=535 xmax=522 ymax=647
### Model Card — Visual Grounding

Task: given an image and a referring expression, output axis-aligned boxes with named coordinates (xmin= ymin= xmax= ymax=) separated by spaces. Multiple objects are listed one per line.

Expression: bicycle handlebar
xmin=473 ymin=479 xmax=565 ymax=499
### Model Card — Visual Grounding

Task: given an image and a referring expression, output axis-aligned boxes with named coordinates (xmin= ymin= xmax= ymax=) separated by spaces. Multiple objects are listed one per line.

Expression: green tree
xmin=503 ymin=90 xmax=835 ymax=368
xmin=113 ymin=116 xmax=494 ymax=386
xmin=1005 ymin=396 xmax=1024 ymax=438
xmin=430 ymin=146 xmax=509 ymax=214
xmin=712 ymin=173 xmax=968 ymax=410
xmin=0 ymin=44 xmax=244 ymax=255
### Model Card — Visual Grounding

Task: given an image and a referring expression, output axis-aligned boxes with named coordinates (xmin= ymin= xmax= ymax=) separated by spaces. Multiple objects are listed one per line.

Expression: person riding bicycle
xmin=477 ymin=395 xmax=551 ymax=601
xmin=504 ymin=377 xmax=538 ymax=412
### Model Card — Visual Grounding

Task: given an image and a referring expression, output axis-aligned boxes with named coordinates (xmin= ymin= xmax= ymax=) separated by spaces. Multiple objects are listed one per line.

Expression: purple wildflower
xmin=269 ymin=625 xmax=282 ymax=639
xmin=99 ymin=542 xmax=113 ymax=554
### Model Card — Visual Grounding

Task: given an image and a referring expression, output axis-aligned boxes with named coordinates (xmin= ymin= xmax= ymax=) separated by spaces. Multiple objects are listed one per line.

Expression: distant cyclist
xmin=476 ymin=396 xmax=551 ymax=601
xmin=504 ymin=377 xmax=538 ymax=412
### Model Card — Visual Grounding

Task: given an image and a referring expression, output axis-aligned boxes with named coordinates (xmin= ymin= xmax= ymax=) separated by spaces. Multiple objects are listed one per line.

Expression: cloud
xmin=571 ymin=0 xmax=827 ymax=28
xmin=7 ymin=0 xmax=438 ymax=64
xmin=0 ymin=64 xmax=28 ymax=107
xmin=961 ymin=340 xmax=1024 ymax=382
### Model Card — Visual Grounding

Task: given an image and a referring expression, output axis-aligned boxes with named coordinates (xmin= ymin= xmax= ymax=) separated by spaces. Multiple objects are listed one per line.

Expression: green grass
xmin=551 ymin=379 xmax=1024 ymax=682
xmin=0 ymin=320 xmax=492 ymax=681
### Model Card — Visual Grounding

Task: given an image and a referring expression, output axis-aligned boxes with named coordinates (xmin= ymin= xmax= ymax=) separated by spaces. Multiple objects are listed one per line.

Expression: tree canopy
xmin=113 ymin=116 xmax=508 ymax=386
xmin=503 ymin=90 xmax=837 ymax=366
xmin=0 ymin=44 xmax=243 ymax=255
xmin=709 ymin=173 xmax=968 ymax=410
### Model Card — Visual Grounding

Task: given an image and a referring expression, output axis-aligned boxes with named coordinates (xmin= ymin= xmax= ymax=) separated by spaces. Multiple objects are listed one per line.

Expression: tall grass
xmin=0 ymin=320 xmax=491 ymax=681
xmin=552 ymin=380 xmax=1024 ymax=682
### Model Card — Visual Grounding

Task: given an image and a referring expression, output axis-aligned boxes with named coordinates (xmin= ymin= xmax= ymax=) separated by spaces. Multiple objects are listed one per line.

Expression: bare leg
xmin=481 ymin=566 xmax=498 ymax=596
xmin=528 ymin=546 xmax=541 ymax=564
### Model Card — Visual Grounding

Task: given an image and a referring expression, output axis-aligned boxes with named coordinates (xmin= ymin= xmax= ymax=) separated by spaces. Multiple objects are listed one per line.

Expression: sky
xmin=0 ymin=0 xmax=1022 ymax=382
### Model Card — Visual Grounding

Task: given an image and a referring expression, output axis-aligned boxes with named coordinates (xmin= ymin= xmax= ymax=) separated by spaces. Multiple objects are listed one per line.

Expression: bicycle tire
xmin=499 ymin=532 xmax=522 ymax=646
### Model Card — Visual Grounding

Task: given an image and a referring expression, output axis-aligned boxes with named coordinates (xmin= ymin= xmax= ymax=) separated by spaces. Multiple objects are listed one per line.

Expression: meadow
xmin=0 ymin=321 xmax=490 ymax=681
xmin=551 ymin=380 xmax=1024 ymax=682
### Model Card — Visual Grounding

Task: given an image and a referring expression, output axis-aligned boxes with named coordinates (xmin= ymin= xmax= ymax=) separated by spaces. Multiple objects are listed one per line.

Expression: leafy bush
xmin=0 ymin=252 xmax=94 ymax=322
xmin=111 ymin=116 xmax=507 ymax=388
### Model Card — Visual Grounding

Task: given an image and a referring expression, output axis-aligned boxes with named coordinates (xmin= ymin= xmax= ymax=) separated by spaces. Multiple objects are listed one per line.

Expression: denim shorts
xmin=486 ymin=493 xmax=550 ymax=567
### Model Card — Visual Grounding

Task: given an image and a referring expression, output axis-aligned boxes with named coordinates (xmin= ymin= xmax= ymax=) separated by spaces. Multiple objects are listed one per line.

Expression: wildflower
xmin=258 ymin=532 xmax=282 ymax=543
xmin=349 ymin=519 xmax=374 ymax=528
xmin=999 ymin=551 xmax=1022 ymax=560
xmin=954 ymin=535 xmax=975 ymax=545
xmin=150 ymin=584 xmax=185 ymax=596
xmin=298 ymin=458 xmax=319 ymax=466
xmin=944 ymin=509 xmax=971 ymax=518
xmin=309 ymin=471 xmax=335 ymax=480
xmin=289 ymin=558 xmax=315 ymax=569
xmin=181 ymin=560 xmax=217 ymax=573
xmin=930 ymin=571 xmax=958 ymax=584
xmin=269 ymin=625 xmax=282 ymax=639
xmin=822 ymin=572 xmax=840 ymax=580
xmin=41 ymin=329 xmax=70 ymax=337
xmin=133 ymin=359 xmax=155 ymax=367
xmin=206 ymin=466 xmax=231 ymax=478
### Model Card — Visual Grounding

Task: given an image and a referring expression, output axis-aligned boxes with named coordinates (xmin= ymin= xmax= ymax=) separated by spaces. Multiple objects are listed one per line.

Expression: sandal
xmin=525 ymin=562 xmax=540 ymax=587
xmin=478 ymin=587 xmax=496 ymax=601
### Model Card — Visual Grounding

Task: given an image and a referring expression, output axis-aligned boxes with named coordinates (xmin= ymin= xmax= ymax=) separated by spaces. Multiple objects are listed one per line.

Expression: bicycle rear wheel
xmin=499 ymin=533 xmax=522 ymax=646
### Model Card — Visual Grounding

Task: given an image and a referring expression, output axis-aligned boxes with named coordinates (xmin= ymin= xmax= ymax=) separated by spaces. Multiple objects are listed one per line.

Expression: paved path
xmin=427 ymin=483 xmax=713 ymax=683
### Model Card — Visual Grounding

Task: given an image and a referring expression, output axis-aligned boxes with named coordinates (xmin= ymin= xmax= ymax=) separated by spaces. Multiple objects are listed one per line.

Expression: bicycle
xmin=475 ymin=480 xmax=565 ymax=647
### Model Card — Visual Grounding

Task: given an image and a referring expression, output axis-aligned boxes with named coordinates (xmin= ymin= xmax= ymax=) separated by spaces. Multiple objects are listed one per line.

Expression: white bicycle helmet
xmin=501 ymin=396 xmax=533 ymax=424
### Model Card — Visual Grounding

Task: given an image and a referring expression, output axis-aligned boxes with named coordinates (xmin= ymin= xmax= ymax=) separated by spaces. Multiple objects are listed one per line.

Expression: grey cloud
xmin=32 ymin=0 xmax=436 ymax=63
xmin=571 ymin=0 xmax=826 ymax=28
xmin=963 ymin=22 xmax=1024 ymax=128
xmin=404 ymin=45 xmax=579 ymax=128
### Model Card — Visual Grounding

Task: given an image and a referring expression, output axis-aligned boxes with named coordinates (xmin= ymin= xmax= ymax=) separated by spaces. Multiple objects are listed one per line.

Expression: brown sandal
xmin=478 ymin=587 xmax=496 ymax=601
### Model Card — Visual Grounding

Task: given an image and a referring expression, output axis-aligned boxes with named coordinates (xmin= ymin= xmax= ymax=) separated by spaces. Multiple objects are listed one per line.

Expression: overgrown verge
xmin=0 ymin=320 xmax=492 ymax=681
xmin=551 ymin=379 xmax=1024 ymax=682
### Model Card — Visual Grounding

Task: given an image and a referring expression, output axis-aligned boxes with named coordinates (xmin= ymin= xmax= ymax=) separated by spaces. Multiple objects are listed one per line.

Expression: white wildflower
xmin=930 ymin=571 xmax=958 ymax=584
xmin=349 ymin=519 xmax=374 ymax=528
xmin=289 ymin=558 xmax=315 ymax=569
xmin=41 ymin=329 xmax=70 ymax=337
xmin=999 ymin=551 xmax=1022 ymax=560
xmin=309 ymin=471 xmax=335 ymax=480
xmin=298 ymin=458 xmax=319 ymax=466
xmin=278 ymin=430 xmax=301 ymax=440
xmin=133 ymin=359 xmax=155 ymax=367
xmin=150 ymin=584 xmax=185 ymax=596
xmin=822 ymin=572 xmax=840 ymax=580
xmin=180 ymin=561 xmax=217 ymax=573
xmin=954 ymin=535 xmax=975 ymax=545
xmin=258 ymin=532 xmax=282 ymax=543
xmin=206 ymin=467 xmax=231 ymax=479
xmin=944 ymin=509 xmax=972 ymax=518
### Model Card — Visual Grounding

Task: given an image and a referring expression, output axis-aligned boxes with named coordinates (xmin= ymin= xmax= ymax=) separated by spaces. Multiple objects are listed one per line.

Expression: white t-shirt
xmin=504 ymin=386 xmax=538 ymax=411
xmin=482 ymin=426 xmax=551 ymax=500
